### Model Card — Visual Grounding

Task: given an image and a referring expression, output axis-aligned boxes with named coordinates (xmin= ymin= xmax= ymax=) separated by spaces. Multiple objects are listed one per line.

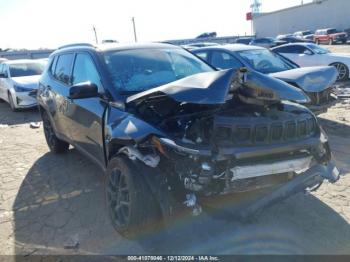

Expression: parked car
xmin=181 ymin=42 xmax=219 ymax=51
xmin=314 ymin=28 xmax=347 ymax=45
xmin=276 ymin=34 xmax=293 ymax=39
xmin=37 ymin=43 xmax=339 ymax=236
xmin=196 ymin=32 xmax=217 ymax=39
xmin=235 ymin=37 xmax=254 ymax=45
xmin=192 ymin=44 xmax=337 ymax=113
xmin=276 ymin=36 xmax=313 ymax=44
xmin=0 ymin=59 xmax=46 ymax=111
xmin=272 ymin=43 xmax=350 ymax=81
xmin=102 ymin=39 xmax=119 ymax=44
xmin=294 ymin=30 xmax=314 ymax=41
xmin=249 ymin=37 xmax=285 ymax=48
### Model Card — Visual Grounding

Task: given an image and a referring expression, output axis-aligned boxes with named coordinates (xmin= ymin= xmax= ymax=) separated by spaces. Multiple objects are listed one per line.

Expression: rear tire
xmin=329 ymin=38 xmax=333 ymax=45
xmin=8 ymin=92 xmax=17 ymax=112
xmin=106 ymin=156 xmax=162 ymax=238
xmin=42 ymin=110 xmax=69 ymax=153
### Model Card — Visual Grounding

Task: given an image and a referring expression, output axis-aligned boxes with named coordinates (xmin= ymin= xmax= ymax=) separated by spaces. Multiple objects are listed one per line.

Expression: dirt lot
xmin=1 ymin=45 xmax=350 ymax=256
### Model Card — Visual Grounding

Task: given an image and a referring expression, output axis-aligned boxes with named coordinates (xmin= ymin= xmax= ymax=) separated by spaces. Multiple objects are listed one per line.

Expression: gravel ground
xmin=1 ymin=47 xmax=350 ymax=256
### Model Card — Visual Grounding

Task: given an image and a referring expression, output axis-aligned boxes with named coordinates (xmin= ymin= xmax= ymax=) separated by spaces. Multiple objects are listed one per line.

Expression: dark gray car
xmin=37 ymin=43 xmax=339 ymax=237
xmin=192 ymin=44 xmax=338 ymax=114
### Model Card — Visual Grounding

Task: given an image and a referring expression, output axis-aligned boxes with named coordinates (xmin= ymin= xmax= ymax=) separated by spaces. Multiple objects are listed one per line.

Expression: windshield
xmin=9 ymin=62 xmax=45 ymax=77
xmin=237 ymin=49 xmax=296 ymax=73
xmin=328 ymin=29 xmax=338 ymax=34
xmin=104 ymin=48 xmax=213 ymax=93
xmin=307 ymin=44 xmax=330 ymax=54
xmin=303 ymin=31 xmax=312 ymax=35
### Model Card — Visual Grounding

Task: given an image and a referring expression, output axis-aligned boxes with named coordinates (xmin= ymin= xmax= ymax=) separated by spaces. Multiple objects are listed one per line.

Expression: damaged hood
xmin=127 ymin=68 xmax=310 ymax=105
xmin=269 ymin=66 xmax=338 ymax=92
xmin=127 ymin=69 xmax=236 ymax=104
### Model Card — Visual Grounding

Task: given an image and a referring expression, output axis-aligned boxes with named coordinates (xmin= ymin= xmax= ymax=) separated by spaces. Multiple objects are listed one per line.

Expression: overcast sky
xmin=0 ymin=0 xmax=312 ymax=49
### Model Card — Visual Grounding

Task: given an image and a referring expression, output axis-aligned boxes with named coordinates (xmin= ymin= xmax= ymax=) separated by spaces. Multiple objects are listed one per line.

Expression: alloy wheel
xmin=43 ymin=113 xmax=57 ymax=147
xmin=333 ymin=63 xmax=348 ymax=81
xmin=107 ymin=169 xmax=131 ymax=228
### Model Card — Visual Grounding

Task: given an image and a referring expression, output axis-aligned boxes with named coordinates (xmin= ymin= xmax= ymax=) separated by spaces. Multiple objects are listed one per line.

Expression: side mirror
xmin=0 ymin=73 xmax=7 ymax=78
xmin=69 ymin=82 xmax=99 ymax=99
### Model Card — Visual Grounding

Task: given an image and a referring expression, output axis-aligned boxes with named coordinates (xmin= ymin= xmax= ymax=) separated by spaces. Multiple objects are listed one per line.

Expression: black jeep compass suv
xmin=37 ymin=43 xmax=339 ymax=236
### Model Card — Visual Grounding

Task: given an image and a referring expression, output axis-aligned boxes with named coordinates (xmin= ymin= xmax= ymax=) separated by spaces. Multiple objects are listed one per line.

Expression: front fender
xmin=105 ymin=106 xmax=166 ymax=160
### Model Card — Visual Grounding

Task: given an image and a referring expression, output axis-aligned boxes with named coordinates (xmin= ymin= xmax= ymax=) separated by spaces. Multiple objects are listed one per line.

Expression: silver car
xmin=0 ymin=59 xmax=46 ymax=111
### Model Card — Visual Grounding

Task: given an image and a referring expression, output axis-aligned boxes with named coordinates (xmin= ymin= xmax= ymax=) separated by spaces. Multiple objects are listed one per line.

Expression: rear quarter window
xmin=53 ymin=54 xmax=75 ymax=85
xmin=49 ymin=56 xmax=58 ymax=75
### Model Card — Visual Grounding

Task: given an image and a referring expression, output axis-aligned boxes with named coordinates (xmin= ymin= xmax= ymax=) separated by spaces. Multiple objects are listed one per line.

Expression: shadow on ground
xmin=13 ymin=148 xmax=350 ymax=256
xmin=319 ymin=117 xmax=350 ymax=138
xmin=0 ymin=102 xmax=40 ymax=126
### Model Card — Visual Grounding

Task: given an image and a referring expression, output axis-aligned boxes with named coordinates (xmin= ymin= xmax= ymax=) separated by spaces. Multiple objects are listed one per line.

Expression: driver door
xmin=66 ymin=52 xmax=107 ymax=168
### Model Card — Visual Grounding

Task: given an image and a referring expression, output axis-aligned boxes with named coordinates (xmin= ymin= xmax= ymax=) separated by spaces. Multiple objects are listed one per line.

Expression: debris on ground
xmin=30 ymin=122 xmax=41 ymax=129
xmin=63 ymin=234 xmax=80 ymax=249
xmin=334 ymin=87 xmax=350 ymax=99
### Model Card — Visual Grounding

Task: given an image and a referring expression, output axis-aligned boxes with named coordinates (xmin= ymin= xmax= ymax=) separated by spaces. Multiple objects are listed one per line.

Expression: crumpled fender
xmin=104 ymin=106 xmax=166 ymax=159
xmin=269 ymin=66 xmax=338 ymax=93
xmin=241 ymin=70 xmax=311 ymax=103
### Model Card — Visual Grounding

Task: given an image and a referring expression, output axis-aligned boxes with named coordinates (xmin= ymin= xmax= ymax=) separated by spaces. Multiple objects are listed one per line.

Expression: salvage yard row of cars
xmin=0 ymin=41 xmax=342 ymax=237
xmin=232 ymin=27 xmax=349 ymax=49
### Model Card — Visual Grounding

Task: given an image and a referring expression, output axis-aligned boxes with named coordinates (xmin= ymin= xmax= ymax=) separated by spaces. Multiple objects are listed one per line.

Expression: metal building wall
xmin=253 ymin=0 xmax=350 ymax=37
xmin=0 ymin=50 xmax=54 ymax=60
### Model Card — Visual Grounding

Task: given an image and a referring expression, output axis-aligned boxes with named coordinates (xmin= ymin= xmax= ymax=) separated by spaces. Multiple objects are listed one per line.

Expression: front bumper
xmin=238 ymin=160 xmax=340 ymax=218
xmin=12 ymin=90 xmax=38 ymax=109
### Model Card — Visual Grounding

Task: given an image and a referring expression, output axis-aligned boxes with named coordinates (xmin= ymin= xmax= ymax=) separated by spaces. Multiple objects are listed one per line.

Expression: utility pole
xmin=93 ymin=25 xmax=98 ymax=44
xmin=250 ymin=0 xmax=261 ymax=36
xmin=131 ymin=17 xmax=138 ymax=42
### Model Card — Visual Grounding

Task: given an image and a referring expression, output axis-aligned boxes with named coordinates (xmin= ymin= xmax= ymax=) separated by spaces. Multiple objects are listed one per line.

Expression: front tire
xmin=106 ymin=156 xmax=161 ymax=238
xmin=331 ymin=62 xmax=349 ymax=81
xmin=8 ymin=92 xmax=17 ymax=112
xmin=42 ymin=110 xmax=69 ymax=153
xmin=329 ymin=38 xmax=334 ymax=45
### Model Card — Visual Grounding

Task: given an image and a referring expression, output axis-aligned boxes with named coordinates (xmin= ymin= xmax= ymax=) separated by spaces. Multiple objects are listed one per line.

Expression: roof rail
xmin=58 ymin=43 xmax=95 ymax=49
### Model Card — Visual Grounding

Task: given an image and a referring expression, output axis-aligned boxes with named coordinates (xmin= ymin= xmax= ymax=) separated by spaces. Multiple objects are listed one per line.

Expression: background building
xmin=253 ymin=0 xmax=350 ymax=37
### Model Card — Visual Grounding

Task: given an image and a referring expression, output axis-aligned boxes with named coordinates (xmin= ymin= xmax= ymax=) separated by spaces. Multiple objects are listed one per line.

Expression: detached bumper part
xmin=238 ymin=161 xmax=340 ymax=218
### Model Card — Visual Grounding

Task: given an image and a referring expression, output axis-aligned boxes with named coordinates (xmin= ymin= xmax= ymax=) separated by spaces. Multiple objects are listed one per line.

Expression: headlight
xmin=14 ymin=85 xmax=31 ymax=92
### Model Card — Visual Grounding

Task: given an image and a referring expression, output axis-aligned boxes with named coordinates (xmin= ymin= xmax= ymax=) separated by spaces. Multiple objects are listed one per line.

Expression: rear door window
xmin=274 ymin=45 xmax=307 ymax=54
xmin=54 ymin=54 xmax=75 ymax=85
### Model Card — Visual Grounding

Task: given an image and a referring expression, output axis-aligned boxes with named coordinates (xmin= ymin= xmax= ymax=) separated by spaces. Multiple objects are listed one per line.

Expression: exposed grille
xmin=214 ymin=114 xmax=317 ymax=146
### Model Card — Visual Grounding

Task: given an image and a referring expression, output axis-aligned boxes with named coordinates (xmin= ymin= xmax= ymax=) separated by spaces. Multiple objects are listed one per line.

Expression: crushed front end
xmin=123 ymin=69 xmax=340 ymax=216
